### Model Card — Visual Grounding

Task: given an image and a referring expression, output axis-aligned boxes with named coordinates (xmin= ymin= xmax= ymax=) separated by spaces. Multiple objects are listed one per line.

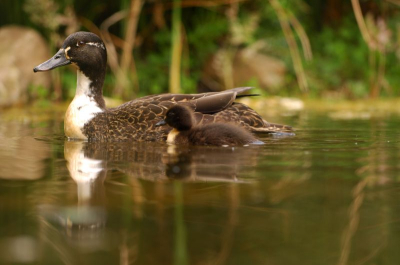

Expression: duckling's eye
xmin=77 ymin=41 xmax=86 ymax=47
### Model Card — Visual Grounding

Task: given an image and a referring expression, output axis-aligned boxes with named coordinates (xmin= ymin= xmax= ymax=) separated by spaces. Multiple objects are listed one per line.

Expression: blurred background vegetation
xmin=1 ymin=0 xmax=400 ymax=102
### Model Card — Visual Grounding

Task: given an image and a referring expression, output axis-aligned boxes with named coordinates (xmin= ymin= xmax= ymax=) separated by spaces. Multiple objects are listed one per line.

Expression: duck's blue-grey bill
xmin=155 ymin=120 xmax=167 ymax=127
xmin=33 ymin=49 xmax=71 ymax=72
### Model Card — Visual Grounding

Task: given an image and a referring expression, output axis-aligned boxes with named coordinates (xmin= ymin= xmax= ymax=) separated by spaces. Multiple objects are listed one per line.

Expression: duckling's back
xmin=177 ymin=123 xmax=262 ymax=146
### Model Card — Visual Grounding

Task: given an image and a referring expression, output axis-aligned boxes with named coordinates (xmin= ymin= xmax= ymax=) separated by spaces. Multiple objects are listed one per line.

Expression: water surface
xmin=1 ymin=106 xmax=400 ymax=265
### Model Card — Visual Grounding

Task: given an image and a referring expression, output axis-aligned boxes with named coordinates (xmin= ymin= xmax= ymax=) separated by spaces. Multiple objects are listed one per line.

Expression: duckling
xmin=156 ymin=105 xmax=264 ymax=146
xmin=33 ymin=31 xmax=293 ymax=142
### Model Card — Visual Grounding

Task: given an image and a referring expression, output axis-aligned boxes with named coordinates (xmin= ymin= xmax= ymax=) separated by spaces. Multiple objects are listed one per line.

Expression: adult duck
xmin=33 ymin=32 xmax=293 ymax=142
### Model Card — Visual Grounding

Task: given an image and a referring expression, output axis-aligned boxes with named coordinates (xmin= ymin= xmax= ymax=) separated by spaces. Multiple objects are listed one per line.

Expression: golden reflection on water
xmin=27 ymin=140 xmax=264 ymax=264
xmin=0 ymin=129 xmax=49 ymax=180
xmin=1 ymin=111 xmax=400 ymax=264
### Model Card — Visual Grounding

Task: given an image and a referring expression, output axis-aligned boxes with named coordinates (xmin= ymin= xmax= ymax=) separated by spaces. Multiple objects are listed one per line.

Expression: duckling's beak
xmin=155 ymin=120 xmax=167 ymax=127
xmin=33 ymin=49 xmax=71 ymax=72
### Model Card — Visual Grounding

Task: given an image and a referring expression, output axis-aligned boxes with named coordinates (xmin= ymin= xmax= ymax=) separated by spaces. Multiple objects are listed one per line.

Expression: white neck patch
xmin=75 ymin=70 xmax=93 ymax=96
xmin=86 ymin=42 xmax=106 ymax=50
xmin=64 ymin=70 xmax=104 ymax=140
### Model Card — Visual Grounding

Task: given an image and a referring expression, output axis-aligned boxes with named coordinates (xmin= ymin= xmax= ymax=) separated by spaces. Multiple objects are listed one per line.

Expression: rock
xmin=198 ymin=44 xmax=286 ymax=92
xmin=0 ymin=26 xmax=51 ymax=107
xmin=278 ymin=97 xmax=304 ymax=111
xmin=235 ymin=47 xmax=286 ymax=91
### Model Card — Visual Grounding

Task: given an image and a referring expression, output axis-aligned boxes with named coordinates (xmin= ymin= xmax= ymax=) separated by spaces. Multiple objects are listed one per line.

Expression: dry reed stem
xmin=212 ymin=184 xmax=239 ymax=265
xmin=170 ymin=0 xmax=248 ymax=8
xmin=269 ymin=0 xmax=308 ymax=93
xmin=169 ymin=0 xmax=183 ymax=93
xmin=100 ymin=11 xmax=127 ymax=76
xmin=82 ymin=16 xmax=126 ymax=49
xmin=351 ymin=0 xmax=391 ymax=97
xmin=121 ymin=0 xmax=143 ymax=74
xmin=351 ymin=0 xmax=377 ymax=50
xmin=153 ymin=1 xmax=166 ymax=28
xmin=385 ymin=0 xmax=400 ymax=6
xmin=287 ymin=9 xmax=313 ymax=61
xmin=337 ymin=179 xmax=366 ymax=265
xmin=371 ymin=51 xmax=387 ymax=98
xmin=114 ymin=0 xmax=143 ymax=98
xmin=219 ymin=0 xmax=239 ymax=90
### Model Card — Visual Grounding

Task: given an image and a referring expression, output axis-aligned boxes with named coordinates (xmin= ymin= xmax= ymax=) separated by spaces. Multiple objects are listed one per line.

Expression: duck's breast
xmin=65 ymin=95 xmax=104 ymax=140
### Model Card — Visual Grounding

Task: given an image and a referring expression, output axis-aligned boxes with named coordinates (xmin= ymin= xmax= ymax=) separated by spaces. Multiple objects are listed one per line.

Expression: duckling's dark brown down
xmin=173 ymin=123 xmax=260 ymax=146
xmin=160 ymin=104 xmax=263 ymax=146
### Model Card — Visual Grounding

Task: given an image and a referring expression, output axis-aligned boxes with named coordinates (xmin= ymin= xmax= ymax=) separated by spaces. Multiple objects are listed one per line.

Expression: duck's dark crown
xmin=165 ymin=105 xmax=195 ymax=131
xmin=66 ymin=32 xmax=107 ymax=89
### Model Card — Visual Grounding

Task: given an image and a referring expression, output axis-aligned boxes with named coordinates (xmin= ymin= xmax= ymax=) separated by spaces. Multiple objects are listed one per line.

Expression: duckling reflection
xmin=161 ymin=145 xmax=258 ymax=181
xmin=65 ymin=139 xmax=261 ymax=182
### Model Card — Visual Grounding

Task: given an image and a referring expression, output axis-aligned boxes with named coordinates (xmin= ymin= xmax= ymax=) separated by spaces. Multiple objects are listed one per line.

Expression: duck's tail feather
xmin=226 ymin=86 xmax=254 ymax=94
xmin=236 ymin=94 xmax=260 ymax=98
xmin=252 ymin=121 xmax=295 ymax=135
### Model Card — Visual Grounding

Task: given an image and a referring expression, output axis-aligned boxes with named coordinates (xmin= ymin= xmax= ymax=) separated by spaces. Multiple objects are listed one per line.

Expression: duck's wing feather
xmin=187 ymin=92 xmax=235 ymax=113
xmin=176 ymin=87 xmax=254 ymax=114
xmin=127 ymin=87 xmax=254 ymax=114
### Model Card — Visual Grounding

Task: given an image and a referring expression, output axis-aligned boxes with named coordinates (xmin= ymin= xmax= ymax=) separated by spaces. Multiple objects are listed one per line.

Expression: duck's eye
xmin=77 ymin=41 xmax=86 ymax=47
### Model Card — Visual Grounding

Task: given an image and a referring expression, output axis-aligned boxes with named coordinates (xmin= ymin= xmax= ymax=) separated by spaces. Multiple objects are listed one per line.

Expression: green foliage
xmin=136 ymin=29 xmax=171 ymax=96
xmin=0 ymin=1 xmax=31 ymax=28
xmin=186 ymin=11 xmax=228 ymax=73
xmin=135 ymin=9 xmax=228 ymax=96
xmin=4 ymin=0 xmax=400 ymax=100
xmin=103 ymin=74 xmax=116 ymax=97
xmin=28 ymin=84 xmax=48 ymax=99
xmin=28 ymin=84 xmax=51 ymax=107
xmin=60 ymin=69 xmax=77 ymax=100
xmin=306 ymin=17 xmax=372 ymax=97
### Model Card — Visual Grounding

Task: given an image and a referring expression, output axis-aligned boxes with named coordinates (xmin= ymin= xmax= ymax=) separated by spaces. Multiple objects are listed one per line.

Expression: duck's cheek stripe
xmin=87 ymin=42 xmax=106 ymax=50
xmin=65 ymin=46 xmax=71 ymax=59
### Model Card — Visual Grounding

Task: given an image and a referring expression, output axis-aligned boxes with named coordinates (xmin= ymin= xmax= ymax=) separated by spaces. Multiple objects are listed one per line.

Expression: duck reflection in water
xmin=38 ymin=141 xmax=108 ymax=248
xmin=34 ymin=139 xmax=262 ymax=264
xmin=38 ymin=138 xmax=261 ymax=223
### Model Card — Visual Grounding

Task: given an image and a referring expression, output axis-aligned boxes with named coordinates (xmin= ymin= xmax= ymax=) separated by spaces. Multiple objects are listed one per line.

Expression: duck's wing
xmin=188 ymin=92 xmax=238 ymax=113
xmin=132 ymin=87 xmax=254 ymax=114
xmin=180 ymin=87 xmax=255 ymax=114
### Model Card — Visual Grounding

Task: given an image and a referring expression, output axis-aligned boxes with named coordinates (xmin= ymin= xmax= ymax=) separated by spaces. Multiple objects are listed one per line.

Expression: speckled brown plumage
xmin=83 ymin=87 xmax=292 ymax=142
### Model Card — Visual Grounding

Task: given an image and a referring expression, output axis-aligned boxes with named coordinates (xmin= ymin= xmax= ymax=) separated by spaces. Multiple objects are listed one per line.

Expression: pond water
xmin=1 ymin=104 xmax=400 ymax=265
